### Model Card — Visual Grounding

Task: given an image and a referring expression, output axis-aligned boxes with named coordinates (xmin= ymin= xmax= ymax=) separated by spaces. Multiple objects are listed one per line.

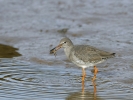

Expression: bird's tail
xmin=111 ymin=53 xmax=115 ymax=57
xmin=102 ymin=53 xmax=115 ymax=60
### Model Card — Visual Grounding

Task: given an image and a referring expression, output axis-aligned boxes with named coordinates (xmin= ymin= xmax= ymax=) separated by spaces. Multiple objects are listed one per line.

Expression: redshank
xmin=50 ymin=37 xmax=115 ymax=82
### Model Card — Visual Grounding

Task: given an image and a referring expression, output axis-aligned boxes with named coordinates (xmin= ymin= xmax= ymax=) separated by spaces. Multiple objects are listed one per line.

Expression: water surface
xmin=0 ymin=0 xmax=133 ymax=100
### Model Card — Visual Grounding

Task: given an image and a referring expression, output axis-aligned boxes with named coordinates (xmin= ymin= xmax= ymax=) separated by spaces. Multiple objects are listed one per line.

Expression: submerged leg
xmin=92 ymin=66 xmax=98 ymax=81
xmin=82 ymin=68 xmax=86 ymax=82
xmin=92 ymin=81 xmax=97 ymax=99
xmin=82 ymin=68 xmax=86 ymax=92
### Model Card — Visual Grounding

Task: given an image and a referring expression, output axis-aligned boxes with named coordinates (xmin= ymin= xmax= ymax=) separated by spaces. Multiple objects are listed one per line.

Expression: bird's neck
xmin=64 ymin=46 xmax=73 ymax=59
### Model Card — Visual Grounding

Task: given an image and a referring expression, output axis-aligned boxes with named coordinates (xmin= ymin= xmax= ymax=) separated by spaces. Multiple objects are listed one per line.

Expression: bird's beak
xmin=50 ymin=43 xmax=63 ymax=54
xmin=55 ymin=43 xmax=63 ymax=51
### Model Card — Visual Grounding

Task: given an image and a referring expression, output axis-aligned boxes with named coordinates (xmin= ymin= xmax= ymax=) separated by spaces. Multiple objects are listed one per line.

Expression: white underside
xmin=76 ymin=64 xmax=94 ymax=69
xmin=72 ymin=60 xmax=105 ymax=69
xmin=71 ymin=60 xmax=95 ymax=69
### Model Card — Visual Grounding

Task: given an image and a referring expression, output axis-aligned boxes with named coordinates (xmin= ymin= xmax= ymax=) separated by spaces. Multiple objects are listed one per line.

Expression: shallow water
xmin=0 ymin=0 xmax=133 ymax=100
xmin=0 ymin=46 xmax=133 ymax=100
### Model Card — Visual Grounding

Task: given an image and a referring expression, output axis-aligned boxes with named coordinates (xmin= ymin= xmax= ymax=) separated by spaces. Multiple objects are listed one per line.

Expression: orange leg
xmin=82 ymin=68 xmax=86 ymax=92
xmin=82 ymin=68 xmax=86 ymax=81
xmin=92 ymin=66 xmax=98 ymax=81
xmin=92 ymin=81 xmax=97 ymax=95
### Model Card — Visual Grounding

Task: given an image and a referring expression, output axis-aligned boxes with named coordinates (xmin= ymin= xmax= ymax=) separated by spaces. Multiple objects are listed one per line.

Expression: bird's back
xmin=69 ymin=45 xmax=115 ymax=66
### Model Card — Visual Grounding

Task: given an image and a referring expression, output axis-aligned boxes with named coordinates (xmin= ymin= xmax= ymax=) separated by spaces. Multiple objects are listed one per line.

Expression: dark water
xmin=0 ymin=0 xmax=133 ymax=100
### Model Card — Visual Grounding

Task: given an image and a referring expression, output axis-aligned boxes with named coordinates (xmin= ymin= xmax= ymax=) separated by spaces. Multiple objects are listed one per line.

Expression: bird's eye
xmin=64 ymin=42 xmax=66 ymax=43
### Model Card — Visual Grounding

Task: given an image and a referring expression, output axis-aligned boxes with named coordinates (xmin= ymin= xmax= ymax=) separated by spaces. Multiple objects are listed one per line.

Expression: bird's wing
xmin=70 ymin=45 xmax=114 ymax=64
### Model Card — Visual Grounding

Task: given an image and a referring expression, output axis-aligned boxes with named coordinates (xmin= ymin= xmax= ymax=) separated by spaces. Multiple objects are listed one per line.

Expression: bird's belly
xmin=71 ymin=60 xmax=94 ymax=68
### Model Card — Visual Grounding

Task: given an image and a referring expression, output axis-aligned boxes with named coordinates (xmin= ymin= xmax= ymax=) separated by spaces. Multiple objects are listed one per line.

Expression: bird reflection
xmin=82 ymin=76 xmax=97 ymax=100
xmin=66 ymin=76 xmax=102 ymax=100
xmin=82 ymin=69 xmax=97 ymax=97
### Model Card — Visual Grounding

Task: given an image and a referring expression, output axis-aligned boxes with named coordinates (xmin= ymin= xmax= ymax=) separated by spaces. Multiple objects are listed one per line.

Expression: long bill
xmin=50 ymin=44 xmax=63 ymax=54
